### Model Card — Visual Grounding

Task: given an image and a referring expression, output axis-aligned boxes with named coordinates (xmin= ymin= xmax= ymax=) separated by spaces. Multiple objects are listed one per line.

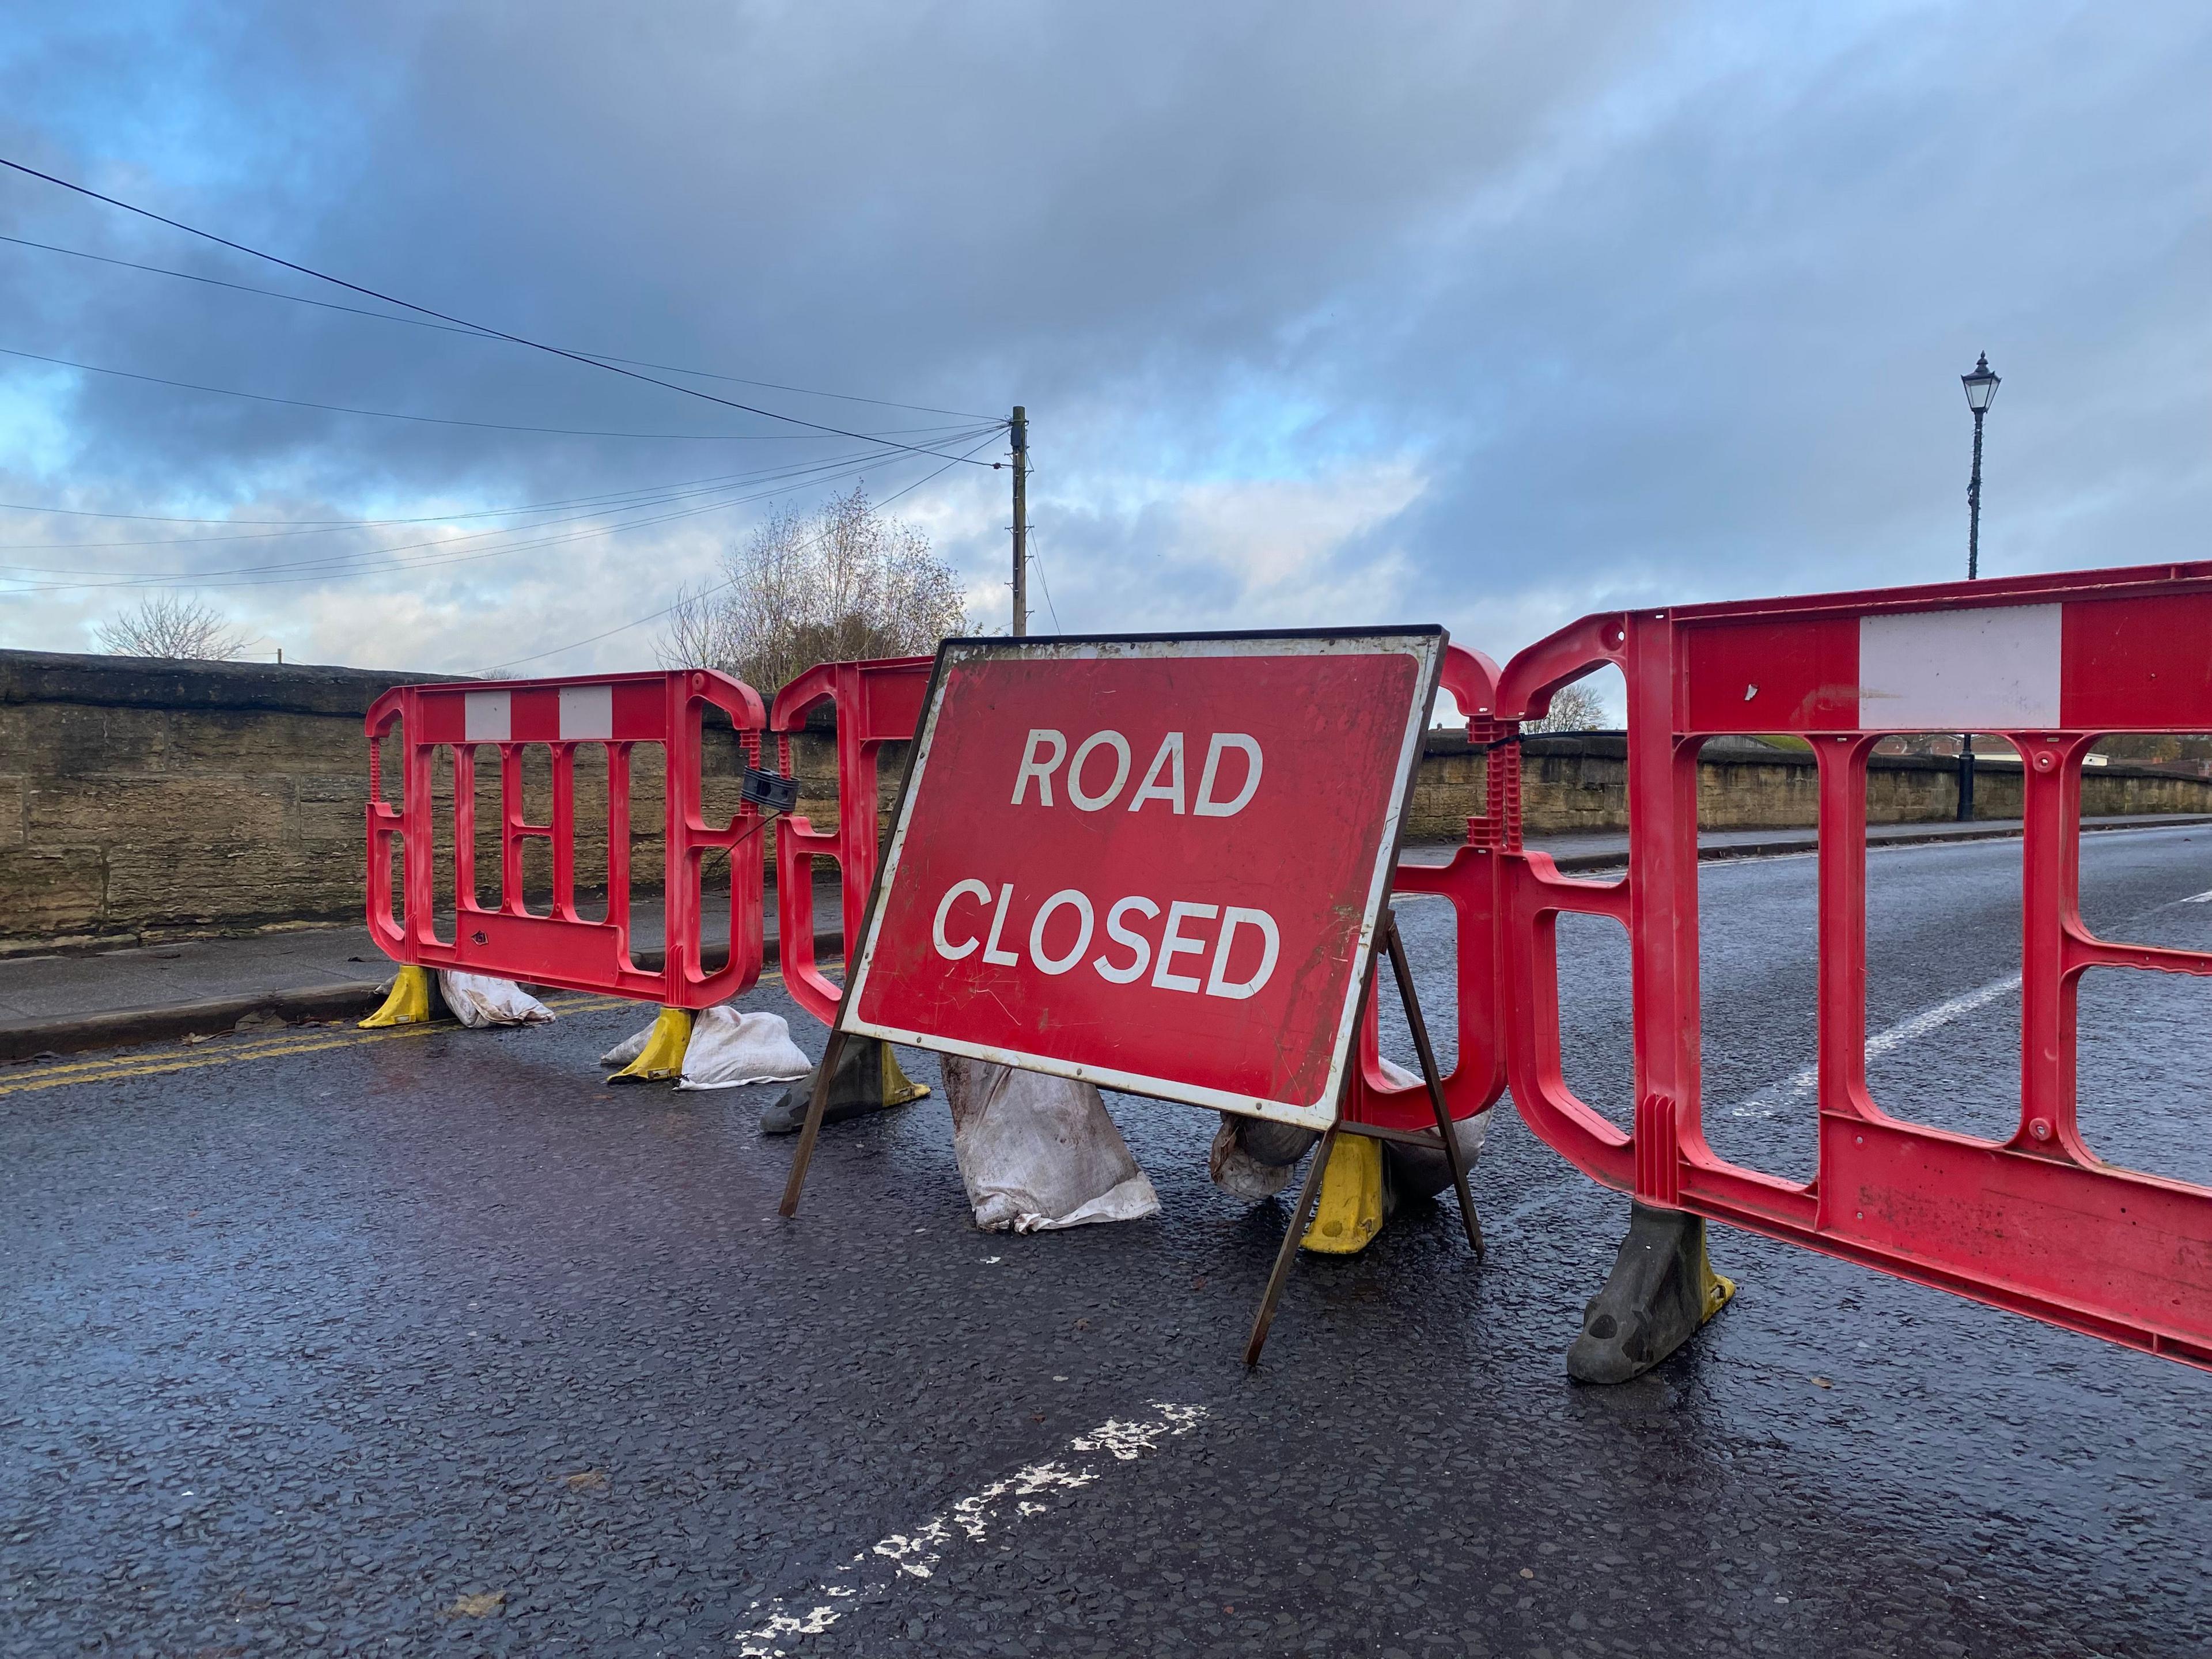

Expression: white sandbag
xmin=1209 ymin=1115 xmax=1309 ymax=1200
xmin=1364 ymin=1058 xmax=1493 ymax=1201
xmin=676 ymin=1006 xmax=814 ymax=1090
xmin=437 ymin=971 xmax=554 ymax=1028
xmin=1207 ymin=1058 xmax=1488 ymax=1203
xmin=600 ymin=1022 xmax=653 ymax=1067
xmin=942 ymin=1054 xmax=1160 ymax=1233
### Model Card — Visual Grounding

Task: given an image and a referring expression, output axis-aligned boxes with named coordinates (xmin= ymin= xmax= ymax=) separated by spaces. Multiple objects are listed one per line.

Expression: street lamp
xmin=1961 ymin=352 xmax=1999 ymax=580
xmin=1956 ymin=351 xmax=2000 ymax=820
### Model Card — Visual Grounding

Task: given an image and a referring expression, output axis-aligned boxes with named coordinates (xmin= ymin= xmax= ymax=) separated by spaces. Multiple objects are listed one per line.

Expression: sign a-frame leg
xmin=778 ymin=1028 xmax=849 ymax=1218
xmin=1243 ymin=906 xmax=1482 ymax=1367
xmin=1383 ymin=908 xmax=1484 ymax=1260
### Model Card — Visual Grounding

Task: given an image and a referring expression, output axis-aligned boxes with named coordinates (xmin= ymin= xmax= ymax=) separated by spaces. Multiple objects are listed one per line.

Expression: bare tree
xmin=1521 ymin=681 xmax=1608 ymax=733
xmin=658 ymin=484 xmax=966 ymax=692
xmin=95 ymin=593 xmax=251 ymax=661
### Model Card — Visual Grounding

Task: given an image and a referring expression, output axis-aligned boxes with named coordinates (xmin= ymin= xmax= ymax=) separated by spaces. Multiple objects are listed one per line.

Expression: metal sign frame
xmin=778 ymin=629 xmax=1474 ymax=1365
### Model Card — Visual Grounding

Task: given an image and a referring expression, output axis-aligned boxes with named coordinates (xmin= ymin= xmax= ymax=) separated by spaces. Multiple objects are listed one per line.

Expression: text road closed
xmin=847 ymin=639 xmax=1438 ymax=1121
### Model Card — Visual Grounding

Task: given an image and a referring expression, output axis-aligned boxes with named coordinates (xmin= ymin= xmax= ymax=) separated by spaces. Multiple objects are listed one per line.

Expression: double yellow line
xmin=0 ymin=970 xmax=819 ymax=1099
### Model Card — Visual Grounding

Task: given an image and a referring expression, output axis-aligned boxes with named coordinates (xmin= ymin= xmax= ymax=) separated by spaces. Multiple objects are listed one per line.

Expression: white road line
xmin=1726 ymin=972 xmax=2022 ymax=1119
xmin=732 ymin=1402 xmax=1208 ymax=1656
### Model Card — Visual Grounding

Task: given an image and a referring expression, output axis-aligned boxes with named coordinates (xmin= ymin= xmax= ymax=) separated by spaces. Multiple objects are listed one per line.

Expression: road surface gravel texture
xmin=4 ymin=826 xmax=2210 ymax=1658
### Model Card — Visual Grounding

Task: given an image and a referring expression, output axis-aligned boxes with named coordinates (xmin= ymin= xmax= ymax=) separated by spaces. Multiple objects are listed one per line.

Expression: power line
xmin=0 ymin=343 xmax=988 ymax=444
xmin=0 ymin=230 xmax=997 ymax=421
xmin=0 ymin=155 xmax=1005 ymax=464
xmin=0 ymin=449 xmax=931 ymax=592
xmin=9 ymin=464 xmax=875 ymax=596
xmin=1028 ymin=524 xmax=1063 ymax=632
xmin=482 ymin=430 xmax=1000 ymax=674
xmin=0 ymin=430 xmax=1002 ymax=548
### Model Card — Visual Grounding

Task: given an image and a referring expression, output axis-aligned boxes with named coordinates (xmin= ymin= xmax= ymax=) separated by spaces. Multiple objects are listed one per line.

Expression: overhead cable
xmin=0 ymin=344 xmax=987 ymax=444
xmin=0 ymin=429 xmax=1002 ymax=548
xmin=0 ymin=156 xmax=1005 ymax=464
xmin=0 ymin=448 xmax=927 ymax=591
xmin=0 ymin=232 xmax=996 ymax=421
xmin=481 ymin=430 xmax=1001 ymax=673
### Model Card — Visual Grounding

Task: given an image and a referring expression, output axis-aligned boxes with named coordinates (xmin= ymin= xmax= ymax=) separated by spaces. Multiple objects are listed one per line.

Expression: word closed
xmin=845 ymin=632 xmax=1444 ymax=1125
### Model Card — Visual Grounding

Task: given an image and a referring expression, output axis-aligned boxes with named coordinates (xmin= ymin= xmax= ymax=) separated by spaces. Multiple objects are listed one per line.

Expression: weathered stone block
xmin=0 ymin=775 xmax=24 ymax=852
xmin=106 ymin=842 xmax=362 ymax=929
xmin=13 ymin=704 xmax=171 ymax=777
xmin=161 ymin=707 xmax=354 ymax=772
xmin=293 ymin=773 xmax=373 ymax=843
xmin=28 ymin=775 xmax=290 ymax=843
xmin=0 ymin=847 xmax=107 ymax=935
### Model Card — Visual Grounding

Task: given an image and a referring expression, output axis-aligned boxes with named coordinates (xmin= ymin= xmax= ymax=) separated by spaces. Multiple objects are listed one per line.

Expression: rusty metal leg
xmin=778 ymin=1028 xmax=849 ymax=1218
xmin=1382 ymin=911 xmax=1483 ymax=1260
xmin=1243 ymin=1123 xmax=1339 ymax=1369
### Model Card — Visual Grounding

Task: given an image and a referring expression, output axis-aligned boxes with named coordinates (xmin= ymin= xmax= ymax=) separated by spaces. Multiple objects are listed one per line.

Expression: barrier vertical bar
xmin=1624 ymin=615 xmax=1699 ymax=1200
xmin=2018 ymin=733 xmax=2089 ymax=1157
xmin=453 ymin=746 xmax=478 ymax=924
xmin=1813 ymin=734 xmax=1877 ymax=1127
xmin=551 ymin=744 xmax=578 ymax=922
xmin=407 ymin=700 xmax=434 ymax=937
xmin=500 ymin=744 xmax=528 ymax=915
xmin=605 ymin=741 xmax=632 ymax=948
xmin=663 ymin=676 xmax=701 ymax=992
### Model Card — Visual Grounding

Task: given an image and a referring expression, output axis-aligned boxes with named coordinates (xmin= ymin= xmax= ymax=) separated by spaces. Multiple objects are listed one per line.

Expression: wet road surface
xmin=5 ymin=826 xmax=2211 ymax=1658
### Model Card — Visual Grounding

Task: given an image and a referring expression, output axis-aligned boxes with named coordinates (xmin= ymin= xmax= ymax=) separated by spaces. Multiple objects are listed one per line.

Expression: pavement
xmin=0 ymin=876 xmax=845 ymax=1062
xmin=3 ymin=815 xmax=2204 ymax=1062
xmin=4 ymin=821 xmax=2211 ymax=1656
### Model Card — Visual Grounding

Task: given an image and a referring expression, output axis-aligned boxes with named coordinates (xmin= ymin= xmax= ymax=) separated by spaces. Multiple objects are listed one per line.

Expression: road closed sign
xmin=841 ymin=629 xmax=1446 ymax=1127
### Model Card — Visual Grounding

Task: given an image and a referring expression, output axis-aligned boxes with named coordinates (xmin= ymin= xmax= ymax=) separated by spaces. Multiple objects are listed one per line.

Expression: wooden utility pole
xmin=1010 ymin=405 xmax=1028 ymax=637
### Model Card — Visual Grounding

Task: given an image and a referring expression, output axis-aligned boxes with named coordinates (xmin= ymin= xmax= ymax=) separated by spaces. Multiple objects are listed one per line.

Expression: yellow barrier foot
xmin=1299 ymin=1134 xmax=1391 ymax=1255
xmin=760 ymin=1035 xmax=930 ymax=1134
xmin=359 ymin=965 xmax=436 ymax=1028
xmin=607 ymin=1006 xmax=694 ymax=1085
xmin=1566 ymin=1202 xmax=1736 ymax=1384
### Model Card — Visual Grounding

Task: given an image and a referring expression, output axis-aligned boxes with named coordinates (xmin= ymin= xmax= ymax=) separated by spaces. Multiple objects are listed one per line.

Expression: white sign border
xmin=838 ymin=628 xmax=1447 ymax=1130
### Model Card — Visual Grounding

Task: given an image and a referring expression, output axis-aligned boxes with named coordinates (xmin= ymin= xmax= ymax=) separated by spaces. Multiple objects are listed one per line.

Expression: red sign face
xmin=843 ymin=631 xmax=1444 ymax=1125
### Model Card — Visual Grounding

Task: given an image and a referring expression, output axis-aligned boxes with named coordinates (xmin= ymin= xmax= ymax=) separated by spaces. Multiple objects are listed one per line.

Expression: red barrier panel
xmin=769 ymin=657 xmax=931 ymax=1024
xmin=1344 ymin=642 xmax=1510 ymax=1132
xmin=1495 ymin=560 xmax=2212 ymax=1368
xmin=366 ymin=669 xmax=770 ymax=1006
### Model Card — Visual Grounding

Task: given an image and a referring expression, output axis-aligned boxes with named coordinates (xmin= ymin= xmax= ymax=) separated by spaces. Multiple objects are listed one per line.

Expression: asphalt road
xmin=5 ymin=826 xmax=2211 ymax=1658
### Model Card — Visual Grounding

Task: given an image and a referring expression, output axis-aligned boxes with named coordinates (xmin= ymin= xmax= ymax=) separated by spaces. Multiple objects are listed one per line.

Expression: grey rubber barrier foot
xmin=760 ymin=1036 xmax=930 ymax=1135
xmin=1566 ymin=1201 xmax=1737 ymax=1384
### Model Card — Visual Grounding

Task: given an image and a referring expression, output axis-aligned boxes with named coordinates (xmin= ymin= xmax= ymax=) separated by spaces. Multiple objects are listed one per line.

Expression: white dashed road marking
xmin=733 ymin=1402 xmax=1209 ymax=1656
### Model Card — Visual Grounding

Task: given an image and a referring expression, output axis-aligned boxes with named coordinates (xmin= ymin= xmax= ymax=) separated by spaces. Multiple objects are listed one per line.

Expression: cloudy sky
xmin=0 ymin=1 xmax=2205 ymax=702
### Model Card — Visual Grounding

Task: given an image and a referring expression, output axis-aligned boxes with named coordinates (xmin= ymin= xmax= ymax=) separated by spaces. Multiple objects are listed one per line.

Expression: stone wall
xmin=5 ymin=649 xmax=2209 ymax=950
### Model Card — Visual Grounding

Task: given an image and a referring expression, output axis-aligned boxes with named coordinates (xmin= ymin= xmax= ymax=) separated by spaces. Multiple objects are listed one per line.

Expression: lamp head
xmin=1962 ymin=351 xmax=1999 ymax=414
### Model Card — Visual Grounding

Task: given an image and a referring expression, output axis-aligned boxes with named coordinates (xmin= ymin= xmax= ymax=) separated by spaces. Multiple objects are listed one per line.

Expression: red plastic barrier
xmin=1495 ymin=560 xmax=2212 ymax=1367
xmin=769 ymin=657 xmax=932 ymax=1023
xmin=366 ymin=669 xmax=770 ymax=1006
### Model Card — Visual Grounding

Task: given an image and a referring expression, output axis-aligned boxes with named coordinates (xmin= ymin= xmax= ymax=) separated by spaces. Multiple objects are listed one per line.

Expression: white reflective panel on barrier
xmin=463 ymin=690 xmax=513 ymax=743
xmin=559 ymin=684 xmax=614 ymax=740
xmin=1857 ymin=604 xmax=2062 ymax=730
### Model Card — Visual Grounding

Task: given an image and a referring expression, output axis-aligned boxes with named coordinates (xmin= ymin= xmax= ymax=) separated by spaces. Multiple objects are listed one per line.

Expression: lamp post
xmin=1956 ymin=352 xmax=1999 ymax=820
